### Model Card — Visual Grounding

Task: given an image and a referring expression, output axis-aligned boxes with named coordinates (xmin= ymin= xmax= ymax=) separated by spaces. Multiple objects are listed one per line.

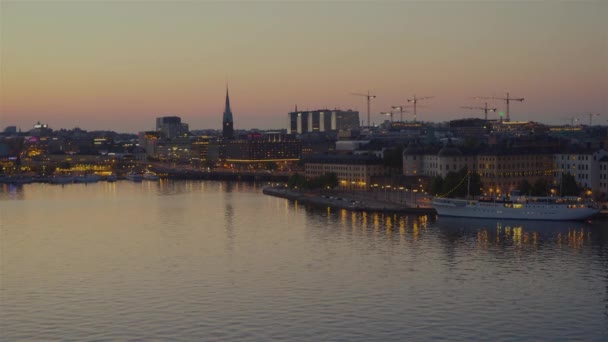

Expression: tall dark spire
xmin=222 ymin=87 xmax=234 ymax=138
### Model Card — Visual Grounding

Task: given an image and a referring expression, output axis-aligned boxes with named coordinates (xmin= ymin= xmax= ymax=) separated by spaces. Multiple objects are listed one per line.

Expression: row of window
xmin=558 ymin=155 xmax=595 ymax=161
xmin=561 ymin=164 xmax=590 ymax=170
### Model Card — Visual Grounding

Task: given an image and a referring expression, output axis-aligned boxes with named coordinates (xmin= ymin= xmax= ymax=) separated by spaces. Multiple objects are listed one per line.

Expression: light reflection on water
xmin=1 ymin=181 xmax=607 ymax=341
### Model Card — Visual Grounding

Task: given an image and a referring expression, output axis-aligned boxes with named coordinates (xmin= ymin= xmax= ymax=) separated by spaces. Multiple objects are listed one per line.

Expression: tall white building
xmin=553 ymin=149 xmax=608 ymax=191
xmin=288 ymin=109 xmax=359 ymax=134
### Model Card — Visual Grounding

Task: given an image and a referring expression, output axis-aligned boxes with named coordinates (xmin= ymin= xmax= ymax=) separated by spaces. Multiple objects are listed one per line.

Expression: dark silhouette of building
xmin=156 ymin=116 xmax=188 ymax=139
xmin=223 ymin=88 xmax=234 ymax=139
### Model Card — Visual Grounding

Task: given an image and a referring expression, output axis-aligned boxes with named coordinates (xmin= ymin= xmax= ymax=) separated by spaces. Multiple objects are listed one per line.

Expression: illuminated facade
xmin=304 ymin=155 xmax=386 ymax=190
xmin=224 ymin=133 xmax=300 ymax=165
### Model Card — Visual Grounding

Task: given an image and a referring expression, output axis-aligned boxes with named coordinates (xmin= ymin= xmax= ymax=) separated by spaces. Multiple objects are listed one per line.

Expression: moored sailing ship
xmin=432 ymin=191 xmax=599 ymax=221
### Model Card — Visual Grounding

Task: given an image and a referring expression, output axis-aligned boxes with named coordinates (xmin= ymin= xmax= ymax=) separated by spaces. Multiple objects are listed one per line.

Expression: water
xmin=1 ymin=181 xmax=607 ymax=341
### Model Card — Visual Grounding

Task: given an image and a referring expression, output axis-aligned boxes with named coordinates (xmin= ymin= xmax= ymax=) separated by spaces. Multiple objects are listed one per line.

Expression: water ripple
xmin=1 ymin=181 xmax=607 ymax=341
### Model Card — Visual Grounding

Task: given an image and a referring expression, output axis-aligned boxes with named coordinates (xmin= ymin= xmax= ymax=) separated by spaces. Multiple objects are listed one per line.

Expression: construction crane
xmin=391 ymin=105 xmax=411 ymax=122
xmin=351 ymin=91 xmax=376 ymax=127
xmin=587 ymin=113 xmax=600 ymax=125
xmin=460 ymin=102 xmax=497 ymax=121
xmin=407 ymin=95 xmax=433 ymax=122
xmin=475 ymin=92 xmax=524 ymax=122
xmin=567 ymin=116 xmax=580 ymax=126
xmin=379 ymin=111 xmax=398 ymax=122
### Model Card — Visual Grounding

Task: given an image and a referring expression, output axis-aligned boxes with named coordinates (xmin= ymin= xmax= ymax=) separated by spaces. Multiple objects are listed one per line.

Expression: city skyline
xmin=1 ymin=1 xmax=607 ymax=132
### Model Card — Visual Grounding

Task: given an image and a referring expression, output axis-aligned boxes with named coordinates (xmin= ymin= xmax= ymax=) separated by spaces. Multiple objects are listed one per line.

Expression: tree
xmin=430 ymin=176 xmax=444 ymax=196
xmin=518 ymin=179 xmax=532 ymax=195
xmin=468 ymin=171 xmax=483 ymax=197
xmin=560 ymin=172 xmax=580 ymax=196
xmin=531 ymin=178 xmax=550 ymax=196
xmin=323 ymin=172 xmax=339 ymax=189
xmin=287 ymin=173 xmax=308 ymax=190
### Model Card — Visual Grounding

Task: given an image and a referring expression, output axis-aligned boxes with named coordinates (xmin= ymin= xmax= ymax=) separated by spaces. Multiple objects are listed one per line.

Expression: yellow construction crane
xmin=461 ymin=103 xmax=497 ymax=121
xmin=407 ymin=95 xmax=433 ymax=122
xmin=351 ymin=91 xmax=376 ymax=127
xmin=475 ymin=92 xmax=524 ymax=122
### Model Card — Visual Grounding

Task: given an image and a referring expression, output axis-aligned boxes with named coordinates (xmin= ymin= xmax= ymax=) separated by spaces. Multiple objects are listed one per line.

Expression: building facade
xmin=404 ymin=144 xmax=554 ymax=195
xmin=304 ymin=154 xmax=386 ymax=190
xmin=156 ymin=116 xmax=188 ymax=139
xmin=288 ymin=109 xmax=359 ymax=134
xmin=553 ymin=149 xmax=608 ymax=191
xmin=224 ymin=133 xmax=301 ymax=167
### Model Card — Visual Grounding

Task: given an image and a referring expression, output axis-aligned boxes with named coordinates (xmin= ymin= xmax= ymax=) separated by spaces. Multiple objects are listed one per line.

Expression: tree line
xmin=287 ymin=172 xmax=339 ymax=190
xmin=429 ymin=168 xmax=580 ymax=198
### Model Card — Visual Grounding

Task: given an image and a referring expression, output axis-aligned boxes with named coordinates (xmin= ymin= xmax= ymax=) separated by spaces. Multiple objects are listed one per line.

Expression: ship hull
xmin=432 ymin=198 xmax=599 ymax=221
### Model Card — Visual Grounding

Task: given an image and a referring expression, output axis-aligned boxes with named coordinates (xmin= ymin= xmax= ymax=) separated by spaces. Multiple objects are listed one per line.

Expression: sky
xmin=1 ymin=0 xmax=606 ymax=133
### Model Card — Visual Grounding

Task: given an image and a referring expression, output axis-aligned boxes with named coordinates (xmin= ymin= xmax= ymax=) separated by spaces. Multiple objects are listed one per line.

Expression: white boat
xmin=125 ymin=172 xmax=143 ymax=182
xmin=143 ymin=171 xmax=159 ymax=180
xmin=432 ymin=191 xmax=599 ymax=221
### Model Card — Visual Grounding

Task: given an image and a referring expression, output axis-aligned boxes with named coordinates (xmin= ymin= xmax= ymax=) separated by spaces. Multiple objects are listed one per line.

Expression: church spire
xmin=222 ymin=87 xmax=234 ymax=138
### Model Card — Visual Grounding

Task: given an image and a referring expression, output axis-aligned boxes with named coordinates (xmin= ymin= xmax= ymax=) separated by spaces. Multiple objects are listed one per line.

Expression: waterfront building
xmin=599 ymin=156 xmax=608 ymax=198
xmin=288 ymin=109 xmax=359 ymax=134
xmin=304 ymin=154 xmax=386 ymax=190
xmin=403 ymin=143 xmax=555 ymax=195
xmin=155 ymin=137 xmax=192 ymax=162
xmin=223 ymin=88 xmax=234 ymax=139
xmin=191 ymin=135 xmax=213 ymax=162
xmin=224 ymin=133 xmax=300 ymax=168
xmin=156 ymin=116 xmax=188 ymax=139
xmin=553 ymin=148 xmax=608 ymax=191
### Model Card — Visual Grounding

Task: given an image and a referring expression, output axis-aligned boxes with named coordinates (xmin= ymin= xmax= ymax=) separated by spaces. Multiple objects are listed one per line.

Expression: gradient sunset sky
xmin=1 ymin=1 xmax=606 ymax=133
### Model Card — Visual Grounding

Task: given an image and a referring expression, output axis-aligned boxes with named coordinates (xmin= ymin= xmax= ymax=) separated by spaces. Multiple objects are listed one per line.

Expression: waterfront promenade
xmin=262 ymin=187 xmax=436 ymax=214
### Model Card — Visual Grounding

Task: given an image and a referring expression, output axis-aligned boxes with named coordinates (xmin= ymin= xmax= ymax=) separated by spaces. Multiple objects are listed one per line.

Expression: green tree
xmin=518 ymin=179 xmax=532 ymax=195
xmin=468 ymin=170 xmax=483 ymax=197
xmin=287 ymin=173 xmax=308 ymax=190
xmin=438 ymin=168 xmax=481 ymax=198
xmin=560 ymin=172 xmax=580 ymax=196
xmin=531 ymin=178 xmax=550 ymax=196
xmin=430 ymin=176 xmax=444 ymax=196
xmin=442 ymin=171 xmax=465 ymax=198
xmin=323 ymin=172 xmax=339 ymax=189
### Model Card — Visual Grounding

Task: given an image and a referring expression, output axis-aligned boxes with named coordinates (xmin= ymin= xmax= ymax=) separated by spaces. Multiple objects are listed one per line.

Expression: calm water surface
xmin=1 ymin=181 xmax=607 ymax=341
